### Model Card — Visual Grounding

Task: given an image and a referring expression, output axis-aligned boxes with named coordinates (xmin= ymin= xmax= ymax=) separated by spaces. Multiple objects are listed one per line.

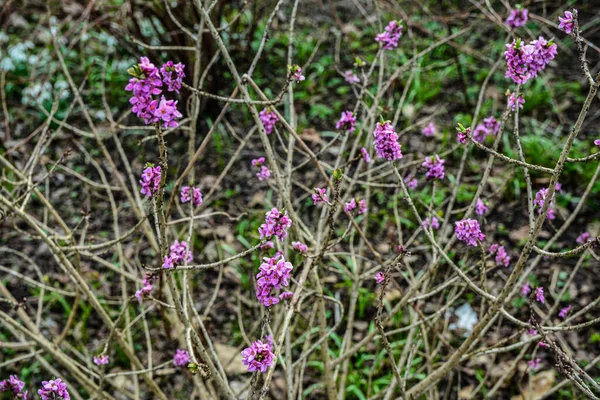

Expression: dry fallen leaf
xmin=511 ymin=370 xmax=555 ymax=400
xmin=214 ymin=343 xmax=246 ymax=375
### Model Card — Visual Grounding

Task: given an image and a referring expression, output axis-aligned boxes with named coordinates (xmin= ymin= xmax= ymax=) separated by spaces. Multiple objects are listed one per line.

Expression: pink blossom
xmin=279 ymin=291 xmax=294 ymax=301
xmin=576 ymin=232 xmax=590 ymax=245
xmin=521 ymin=282 xmax=532 ymax=296
xmin=422 ymin=155 xmax=445 ymax=180
xmin=595 ymin=139 xmax=600 ymax=147
xmin=527 ymin=358 xmax=541 ymax=370
xmin=539 ymin=342 xmax=549 ymax=348
xmin=344 ymin=70 xmax=360 ymax=84
xmin=534 ymin=188 xmax=556 ymax=220
xmin=336 ymin=111 xmax=357 ymax=132
xmin=535 ymin=287 xmax=545 ymax=304
xmin=375 ymin=20 xmax=403 ymax=50
xmin=373 ymin=121 xmax=403 ymax=161
xmin=259 ymin=107 xmax=279 ymax=134
xmin=344 ymin=198 xmax=357 ymax=213
xmin=421 ymin=122 xmax=436 ymax=137
xmin=405 ymin=174 xmax=418 ymax=189
xmin=38 ymin=379 xmax=70 ymax=400
xmin=241 ymin=339 xmax=274 ymax=373
xmin=490 ymin=245 xmax=510 ymax=267
xmin=508 ymin=93 xmax=525 ymax=110
xmin=375 ymin=272 xmax=385 ymax=284
xmin=558 ymin=10 xmax=575 ymax=34
xmin=153 ymin=96 xmax=182 ymax=128
xmin=135 ymin=272 xmax=156 ymax=303
xmin=169 ymin=240 xmax=193 ymax=265
xmin=292 ymin=241 xmax=308 ymax=254
xmin=312 ymin=188 xmax=329 ymax=205
xmin=173 ymin=349 xmax=191 ymax=367
xmin=256 ymin=254 xmax=293 ymax=306
xmin=558 ymin=305 xmax=572 ymax=319
xmin=506 ymin=8 xmax=529 ymax=28
xmin=160 ymin=61 xmax=185 ymax=93
xmin=358 ymin=199 xmax=367 ymax=215
xmin=423 ymin=216 xmax=440 ymax=230
xmin=455 ymin=219 xmax=485 ymax=247
xmin=483 ymin=116 xmax=500 ymax=135
xmin=261 ymin=241 xmax=274 ymax=251
xmin=252 ymin=157 xmax=265 ymax=167
xmin=93 ymin=354 xmax=109 ymax=365
xmin=139 ymin=165 xmax=161 ymax=197
xmin=472 ymin=124 xmax=488 ymax=143
xmin=0 ymin=375 xmax=26 ymax=398
xmin=180 ymin=186 xmax=203 ymax=207
xmin=505 ymin=37 xmax=557 ymax=84
xmin=361 ymin=147 xmax=371 ymax=163
xmin=258 ymin=208 xmax=292 ymax=241
xmin=289 ymin=64 xmax=305 ymax=82
xmin=457 ymin=126 xmax=470 ymax=144
xmin=475 ymin=198 xmax=488 ymax=215
xmin=257 ymin=166 xmax=271 ymax=181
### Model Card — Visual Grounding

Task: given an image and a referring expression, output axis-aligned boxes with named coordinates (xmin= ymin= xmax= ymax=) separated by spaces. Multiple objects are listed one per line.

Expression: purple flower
xmin=422 ymin=155 xmax=445 ymax=181
xmin=455 ymin=219 xmax=485 ymax=247
xmin=576 ymin=232 xmax=590 ymax=245
xmin=558 ymin=305 xmax=572 ymax=319
xmin=539 ymin=342 xmax=549 ymax=348
xmin=506 ymin=8 xmax=529 ymax=28
xmin=93 ymin=354 xmax=109 ymax=365
xmin=173 ymin=349 xmax=191 ymax=367
xmin=475 ymin=198 xmax=488 ymax=215
xmin=490 ymin=245 xmax=510 ymax=267
xmin=483 ymin=117 xmax=500 ymax=135
xmin=260 ymin=241 xmax=274 ymax=251
xmin=139 ymin=165 xmax=161 ymax=197
xmin=168 ymin=240 xmax=193 ymax=266
xmin=135 ymin=272 xmax=156 ymax=303
xmin=521 ymin=282 xmax=532 ymax=296
xmin=256 ymin=166 xmax=271 ymax=181
xmin=528 ymin=358 xmax=541 ymax=370
xmin=256 ymin=254 xmax=293 ymax=306
xmin=0 ymin=375 xmax=26 ymax=397
xmin=292 ymin=241 xmax=308 ymax=254
xmin=373 ymin=121 xmax=403 ymax=161
xmin=505 ymin=37 xmax=557 ymax=84
xmin=181 ymin=186 xmax=203 ymax=207
xmin=361 ymin=147 xmax=371 ymax=163
xmin=312 ymin=188 xmax=329 ymax=205
xmin=423 ymin=216 xmax=440 ymax=230
xmin=558 ymin=10 xmax=575 ymax=34
xmin=375 ymin=272 xmax=385 ymax=284
xmin=534 ymin=188 xmax=556 ymax=220
xmin=252 ymin=157 xmax=265 ymax=167
xmin=241 ymin=339 xmax=274 ymax=373
xmin=258 ymin=208 xmax=292 ymax=241
xmin=422 ymin=122 xmax=436 ymax=137
xmin=153 ymin=96 xmax=182 ymax=128
xmin=336 ymin=111 xmax=357 ymax=132
xmin=259 ymin=108 xmax=279 ymax=134
xmin=279 ymin=291 xmax=293 ymax=301
xmin=358 ymin=199 xmax=367 ymax=215
xmin=344 ymin=70 xmax=360 ymax=84
xmin=472 ymin=124 xmax=489 ymax=143
xmin=535 ymin=287 xmax=545 ymax=304
xmin=289 ymin=64 xmax=305 ymax=82
xmin=344 ymin=198 xmax=357 ymax=213
xmin=405 ymin=174 xmax=418 ymax=189
xmin=595 ymin=139 xmax=600 ymax=147
xmin=508 ymin=93 xmax=525 ymax=111
xmin=375 ymin=20 xmax=403 ymax=50
xmin=457 ymin=126 xmax=470 ymax=144
xmin=38 ymin=379 xmax=70 ymax=400
xmin=160 ymin=61 xmax=185 ymax=93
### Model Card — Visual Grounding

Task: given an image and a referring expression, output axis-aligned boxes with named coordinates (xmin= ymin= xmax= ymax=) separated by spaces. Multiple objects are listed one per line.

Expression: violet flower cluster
xmin=505 ymin=37 xmax=557 ymax=84
xmin=374 ymin=272 xmax=385 ymax=284
xmin=405 ymin=174 xmax=418 ymax=190
xmin=423 ymin=216 xmax=440 ymax=231
xmin=533 ymin=187 xmax=557 ymax=220
xmin=125 ymin=57 xmax=183 ymax=128
xmin=472 ymin=116 xmax=500 ymax=142
xmin=162 ymin=240 xmax=193 ymax=269
xmin=135 ymin=272 xmax=157 ymax=303
xmin=180 ymin=186 xmax=203 ymax=207
xmin=336 ymin=111 xmax=357 ymax=132
xmin=292 ymin=241 xmax=308 ymax=254
xmin=421 ymin=122 xmax=436 ymax=137
xmin=558 ymin=10 xmax=575 ymax=34
xmin=241 ymin=339 xmax=274 ymax=373
xmin=375 ymin=20 xmax=403 ymax=50
xmin=173 ymin=349 xmax=191 ymax=367
xmin=508 ymin=93 xmax=525 ymax=111
xmin=422 ymin=155 xmax=445 ymax=181
xmin=251 ymin=157 xmax=271 ymax=181
xmin=0 ymin=375 xmax=27 ymax=398
xmin=258 ymin=208 xmax=292 ymax=241
xmin=506 ymin=8 xmax=528 ymax=28
xmin=312 ymin=188 xmax=329 ymax=205
xmin=344 ymin=70 xmax=360 ymax=84
xmin=373 ymin=121 xmax=402 ymax=161
xmin=259 ymin=107 xmax=279 ymax=134
xmin=361 ymin=147 xmax=371 ymax=163
xmin=489 ymin=244 xmax=510 ymax=267
xmin=576 ymin=232 xmax=591 ymax=245
xmin=256 ymin=254 xmax=293 ymax=307
xmin=344 ymin=198 xmax=367 ymax=215
xmin=38 ymin=379 xmax=70 ymax=400
xmin=535 ymin=287 xmax=545 ymax=303
xmin=288 ymin=64 xmax=305 ymax=82
xmin=455 ymin=219 xmax=485 ymax=247
xmin=139 ymin=164 xmax=161 ymax=197
xmin=93 ymin=354 xmax=109 ymax=365
xmin=475 ymin=198 xmax=488 ymax=215
xmin=558 ymin=305 xmax=572 ymax=319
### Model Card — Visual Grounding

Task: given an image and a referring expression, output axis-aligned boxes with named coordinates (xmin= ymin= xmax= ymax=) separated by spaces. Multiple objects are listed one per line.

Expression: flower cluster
xmin=93 ymin=354 xmax=109 ymax=365
xmin=344 ymin=70 xmax=360 ymax=84
xmin=533 ymin=187 xmax=557 ymax=220
xmin=336 ymin=111 xmax=357 ymax=132
xmin=508 ymin=93 xmax=525 ymax=111
xmin=288 ymin=64 xmax=305 ymax=82
xmin=489 ymin=244 xmax=510 ymax=267
xmin=558 ymin=10 xmax=575 ymax=34
xmin=423 ymin=216 xmax=440 ymax=230
xmin=139 ymin=164 xmax=161 ymax=197
xmin=135 ymin=272 xmax=157 ymax=303
xmin=373 ymin=121 xmax=403 ymax=161
xmin=421 ymin=122 xmax=436 ymax=137
xmin=535 ymin=287 xmax=545 ymax=303
xmin=173 ymin=349 xmax=191 ymax=367
xmin=361 ymin=147 xmax=371 ymax=163
xmin=505 ymin=37 xmax=557 ymax=84
xmin=256 ymin=254 xmax=293 ymax=306
xmin=422 ymin=155 xmax=445 ymax=180
xmin=258 ymin=208 xmax=292 ymax=241
xmin=455 ymin=219 xmax=485 ymax=246
xmin=259 ymin=107 xmax=279 ymax=134
xmin=125 ymin=57 xmax=183 ymax=128
xmin=344 ymin=198 xmax=367 ymax=215
xmin=595 ymin=139 xmax=600 ymax=147
xmin=163 ymin=240 xmax=193 ymax=269
xmin=521 ymin=282 xmax=532 ymax=296
xmin=405 ymin=174 xmax=418 ymax=189
xmin=472 ymin=117 xmax=500 ymax=142
xmin=160 ymin=61 xmax=185 ymax=93
xmin=506 ymin=8 xmax=528 ymax=28
xmin=528 ymin=358 xmax=541 ymax=370
xmin=38 ymin=379 xmax=70 ymax=400
xmin=279 ymin=291 xmax=293 ymax=301
xmin=312 ymin=187 xmax=329 ymax=205
xmin=558 ymin=305 xmax=572 ymax=319
xmin=475 ymin=198 xmax=488 ymax=215
xmin=241 ymin=339 xmax=274 ymax=373
xmin=292 ymin=241 xmax=308 ymax=254
xmin=251 ymin=157 xmax=271 ymax=181
xmin=375 ymin=272 xmax=385 ymax=284
xmin=456 ymin=125 xmax=470 ymax=144
xmin=576 ymin=232 xmax=590 ymax=245
xmin=180 ymin=186 xmax=203 ymax=207
xmin=375 ymin=20 xmax=402 ymax=50
xmin=0 ymin=375 xmax=26 ymax=398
